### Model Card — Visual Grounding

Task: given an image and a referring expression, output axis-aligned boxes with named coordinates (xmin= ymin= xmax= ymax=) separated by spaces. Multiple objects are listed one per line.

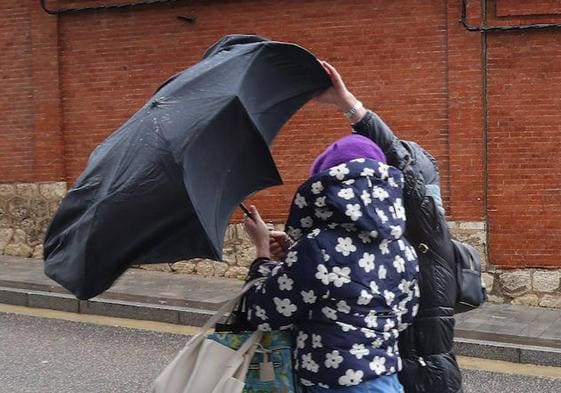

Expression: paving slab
xmin=1 ymin=255 xmax=561 ymax=366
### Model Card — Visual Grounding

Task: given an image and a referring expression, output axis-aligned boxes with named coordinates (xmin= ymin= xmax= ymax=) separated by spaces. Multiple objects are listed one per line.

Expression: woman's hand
xmin=316 ymin=61 xmax=355 ymax=109
xmin=243 ymin=205 xmax=271 ymax=259
xmin=269 ymin=230 xmax=291 ymax=260
xmin=316 ymin=61 xmax=367 ymax=123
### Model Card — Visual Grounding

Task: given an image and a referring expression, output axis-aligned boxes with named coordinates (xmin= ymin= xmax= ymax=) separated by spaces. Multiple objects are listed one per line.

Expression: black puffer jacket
xmin=353 ymin=110 xmax=462 ymax=393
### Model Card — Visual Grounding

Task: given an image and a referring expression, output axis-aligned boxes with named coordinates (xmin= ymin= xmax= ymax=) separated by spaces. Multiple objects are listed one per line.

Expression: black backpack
xmin=451 ymin=239 xmax=487 ymax=313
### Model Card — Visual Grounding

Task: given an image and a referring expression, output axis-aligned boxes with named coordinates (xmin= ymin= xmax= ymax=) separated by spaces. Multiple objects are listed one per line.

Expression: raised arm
xmin=316 ymin=61 xmax=410 ymax=169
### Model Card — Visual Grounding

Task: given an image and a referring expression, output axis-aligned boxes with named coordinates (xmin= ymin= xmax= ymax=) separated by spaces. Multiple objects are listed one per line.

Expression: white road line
xmin=0 ymin=303 xmax=200 ymax=336
xmin=3 ymin=304 xmax=561 ymax=380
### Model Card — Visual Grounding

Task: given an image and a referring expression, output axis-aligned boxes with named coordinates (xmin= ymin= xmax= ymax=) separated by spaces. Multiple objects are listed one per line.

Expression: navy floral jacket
xmin=244 ymin=158 xmax=419 ymax=389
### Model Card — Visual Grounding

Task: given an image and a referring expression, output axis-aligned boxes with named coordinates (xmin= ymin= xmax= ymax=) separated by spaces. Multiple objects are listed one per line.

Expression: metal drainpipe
xmin=39 ymin=0 xmax=184 ymax=15
xmin=481 ymin=0 xmax=490 ymax=264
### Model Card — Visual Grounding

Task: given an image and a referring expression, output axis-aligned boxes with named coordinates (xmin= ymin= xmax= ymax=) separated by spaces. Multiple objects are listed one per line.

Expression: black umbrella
xmin=43 ymin=35 xmax=330 ymax=300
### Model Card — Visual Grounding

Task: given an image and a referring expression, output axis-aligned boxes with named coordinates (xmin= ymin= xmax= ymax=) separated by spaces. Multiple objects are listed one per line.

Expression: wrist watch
xmin=344 ymin=100 xmax=363 ymax=119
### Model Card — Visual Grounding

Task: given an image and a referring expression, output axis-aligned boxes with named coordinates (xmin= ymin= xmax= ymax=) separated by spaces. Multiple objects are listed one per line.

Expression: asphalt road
xmin=1 ymin=310 xmax=561 ymax=393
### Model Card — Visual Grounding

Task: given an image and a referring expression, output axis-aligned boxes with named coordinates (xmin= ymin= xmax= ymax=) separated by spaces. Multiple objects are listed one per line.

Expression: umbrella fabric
xmin=43 ymin=35 xmax=330 ymax=300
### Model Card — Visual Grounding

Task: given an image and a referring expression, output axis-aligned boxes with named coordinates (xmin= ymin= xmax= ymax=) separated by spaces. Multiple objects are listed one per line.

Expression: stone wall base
xmin=2 ymin=182 xmax=560 ymax=308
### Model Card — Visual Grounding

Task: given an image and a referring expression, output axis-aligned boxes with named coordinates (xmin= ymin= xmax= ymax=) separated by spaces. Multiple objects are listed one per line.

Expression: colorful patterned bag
xmin=208 ymin=330 xmax=297 ymax=393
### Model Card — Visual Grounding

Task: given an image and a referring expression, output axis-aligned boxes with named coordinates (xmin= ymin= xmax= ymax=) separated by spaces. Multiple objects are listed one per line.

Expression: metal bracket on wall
xmin=39 ymin=0 xmax=186 ymax=15
xmin=460 ymin=0 xmax=561 ymax=32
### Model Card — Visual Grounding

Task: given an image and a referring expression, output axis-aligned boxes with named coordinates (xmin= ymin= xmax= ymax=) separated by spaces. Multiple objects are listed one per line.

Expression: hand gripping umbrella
xmin=43 ymin=35 xmax=330 ymax=299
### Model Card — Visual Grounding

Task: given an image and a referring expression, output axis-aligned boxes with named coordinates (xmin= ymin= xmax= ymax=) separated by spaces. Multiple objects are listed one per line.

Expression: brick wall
xmin=1 ymin=0 xmax=561 ymax=272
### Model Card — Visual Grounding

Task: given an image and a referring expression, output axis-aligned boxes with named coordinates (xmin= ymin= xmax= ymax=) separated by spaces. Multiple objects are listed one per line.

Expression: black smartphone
xmin=239 ymin=203 xmax=252 ymax=217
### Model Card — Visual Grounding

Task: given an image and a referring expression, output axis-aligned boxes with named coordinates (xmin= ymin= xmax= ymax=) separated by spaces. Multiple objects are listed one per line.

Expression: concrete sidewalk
xmin=1 ymin=255 xmax=560 ymax=367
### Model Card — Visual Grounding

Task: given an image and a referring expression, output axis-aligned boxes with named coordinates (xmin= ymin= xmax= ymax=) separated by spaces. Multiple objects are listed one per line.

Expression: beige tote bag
xmin=152 ymin=280 xmax=264 ymax=393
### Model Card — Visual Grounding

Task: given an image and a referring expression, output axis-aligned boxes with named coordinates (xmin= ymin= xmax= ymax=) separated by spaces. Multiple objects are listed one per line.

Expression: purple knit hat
xmin=310 ymin=134 xmax=386 ymax=176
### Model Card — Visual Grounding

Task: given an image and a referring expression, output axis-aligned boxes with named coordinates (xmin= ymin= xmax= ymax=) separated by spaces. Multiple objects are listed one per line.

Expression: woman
xmin=243 ymin=134 xmax=419 ymax=392
xmin=315 ymin=61 xmax=463 ymax=393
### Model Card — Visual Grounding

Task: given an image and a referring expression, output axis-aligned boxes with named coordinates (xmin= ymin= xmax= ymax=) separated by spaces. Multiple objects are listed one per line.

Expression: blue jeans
xmin=300 ymin=374 xmax=404 ymax=393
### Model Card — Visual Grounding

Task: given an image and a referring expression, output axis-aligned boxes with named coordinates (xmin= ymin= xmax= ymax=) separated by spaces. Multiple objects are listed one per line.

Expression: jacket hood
xmin=285 ymin=158 xmax=406 ymax=242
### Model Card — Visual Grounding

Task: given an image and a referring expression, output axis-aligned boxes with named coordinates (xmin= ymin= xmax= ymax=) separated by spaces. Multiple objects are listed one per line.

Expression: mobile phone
xmin=239 ymin=203 xmax=252 ymax=217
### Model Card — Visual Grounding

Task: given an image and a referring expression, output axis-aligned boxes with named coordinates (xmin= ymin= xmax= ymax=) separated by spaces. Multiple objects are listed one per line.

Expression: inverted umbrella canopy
xmin=43 ymin=35 xmax=330 ymax=299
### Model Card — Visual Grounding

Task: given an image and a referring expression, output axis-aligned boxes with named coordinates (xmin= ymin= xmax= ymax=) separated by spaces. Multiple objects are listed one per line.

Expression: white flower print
xmin=329 ymin=163 xmax=350 ymax=180
xmin=337 ymin=322 xmax=357 ymax=332
xmin=383 ymin=318 xmax=396 ymax=332
xmin=370 ymin=230 xmax=379 ymax=239
xmin=257 ymin=264 xmax=272 ymax=275
xmin=258 ymin=322 xmax=271 ymax=332
xmin=286 ymin=226 xmax=302 ymax=240
xmin=338 ymin=369 xmax=364 ymax=387
xmin=372 ymin=186 xmax=389 ymax=201
xmin=277 ymin=274 xmax=293 ymax=291
xmin=393 ymin=199 xmax=406 ymax=220
xmin=361 ymin=327 xmax=376 ymax=338
xmin=350 ymin=344 xmax=369 ymax=360
xmin=393 ymin=255 xmax=406 ymax=273
xmin=351 ymin=158 xmax=365 ymax=163
xmin=364 ymin=312 xmax=378 ymax=328
xmin=324 ymin=350 xmax=344 ymax=369
xmin=314 ymin=196 xmax=327 ymax=207
xmin=322 ymin=306 xmax=338 ymax=320
xmin=360 ymin=167 xmax=375 ymax=177
xmin=321 ymin=249 xmax=330 ymax=262
xmin=312 ymin=334 xmax=323 ymax=348
xmin=335 ymin=237 xmax=357 ymax=256
xmin=413 ymin=304 xmax=419 ymax=317
xmin=285 ymin=250 xmax=298 ymax=267
xmin=301 ymin=290 xmax=317 ymax=304
xmin=376 ymin=208 xmax=388 ymax=223
xmin=345 ymin=204 xmax=362 ymax=222
xmin=311 ymin=181 xmax=324 ymax=195
xmin=336 ymin=300 xmax=351 ymax=314
xmin=315 ymin=264 xmax=330 ymax=285
xmin=300 ymin=216 xmax=313 ymax=228
xmin=296 ymin=331 xmax=308 ymax=349
xmin=307 ymin=228 xmax=321 ymax=239
xmin=388 ymin=176 xmax=398 ymax=188
xmin=341 ymin=223 xmax=357 ymax=232
xmin=315 ymin=208 xmax=333 ymax=221
xmin=358 ymin=252 xmax=375 ymax=272
xmin=405 ymin=246 xmax=417 ymax=261
xmin=318 ymin=383 xmax=330 ymax=389
xmin=390 ymin=225 xmax=403 ymax=239
xmin=343 ymin=179 xmax=355 ymax=185
xmin=372 ymin=338 xmax=384 ymax=348
xmin=358 ymin=231 xmax=372 ymax=244
xmin=331 ymin=266 xmax=351 ymax=287
xmin=398 ymin=279 xmax=412 ymax=295
xmin=370 ymin=280 xmax=380 ymax=294
xmin=337 ymin=188 xmax=355 ymax=200
xmin=301 ymin=353 xmax=319 ymax=373
xmin=369 ymin=356 xmax=387 ymax=375
xmin=379 ymin=239 xmax=390 ymax=255
xmin=294 ymin=193 xmax=307 ymax=208
xmin=378 ymin=265 xmax=387 ymax=280
xmin=357 ymin=289 xmax=373 ymax=305
xmin=360 ymin=190 xmax=372 ymax=205
xmin=254 ymin=305 xmax=268 ymax=320
xmin=271 ymin=264 xmax=282 ymax=276
xmin=299 ymin=378 xmax=314 ymax=387
xmin=273 ymin=297 xmax=297 ymax=317
xmin=378 ymin=162 xmax=390 ymax=179
xmin=398 ymin=239 xmax=405 ymax=251
xmin=384 ymin=290 xmax=396 ymax=306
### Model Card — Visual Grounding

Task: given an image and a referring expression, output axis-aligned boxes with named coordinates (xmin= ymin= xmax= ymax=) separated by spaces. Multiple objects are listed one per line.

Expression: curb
xmin=0 ymin=286 xmax=214 ymax=327
xmin=2 ymin=285 xmax=561 ymax=368
xmin=454 ymin=336 xmax=561 ymax=367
